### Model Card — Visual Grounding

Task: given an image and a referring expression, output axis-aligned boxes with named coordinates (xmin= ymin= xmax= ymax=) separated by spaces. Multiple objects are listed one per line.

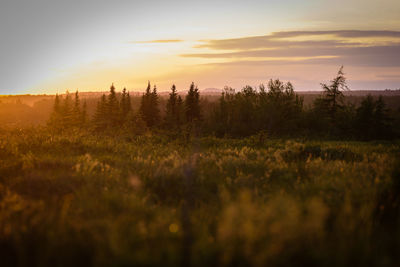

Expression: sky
xmin=1 ymin=0 xmax=400 ymax=94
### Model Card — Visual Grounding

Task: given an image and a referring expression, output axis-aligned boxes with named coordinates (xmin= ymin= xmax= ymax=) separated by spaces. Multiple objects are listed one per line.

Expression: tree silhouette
xmin=72 ymin=91 xmax=81 ymax=127
xmin=356 ymin=95 xmax=392 ymax=139
xmin=140 ymin=81 xmax=160 ymax=128
xmin=94 ymin=94 xmax=108 ymax=130
xmin=81 ymin=100 xmax=87 ymax=125
xmin=185 ymin=82 xmax=201 ymax=123
xmin=176 ymin=95 xmax=184 ymax=127
xmin=165 ymin=84 xmax=182 ymax=129
xmin=107 ymin=83 xmax=120 ymax=126
xmin=151 ymin=85 xmax=160 ymax=126
xmin=320 ymin=66 xmax=348 ymax=120
xmin=48 ymin=93 xmax=63 ymax=128
xmin=62 ymin=91 xmax=74 ymax=128
xmin=120 ymin=87 xmax=132 ymax=123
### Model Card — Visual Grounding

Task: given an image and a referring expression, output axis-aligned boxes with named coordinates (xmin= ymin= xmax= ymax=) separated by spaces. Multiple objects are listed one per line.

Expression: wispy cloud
xmin=194 ymin=30 xmax=400 ymax=50
xmin=182 ymin=30 xmax=400 ymax=67
xmin=132 ymin=39 xmax=183 ymax=44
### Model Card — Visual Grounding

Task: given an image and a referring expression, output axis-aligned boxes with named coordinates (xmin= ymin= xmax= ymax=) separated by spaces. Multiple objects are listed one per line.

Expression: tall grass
xmin=0 ymin=128 xmax=399 ymax=266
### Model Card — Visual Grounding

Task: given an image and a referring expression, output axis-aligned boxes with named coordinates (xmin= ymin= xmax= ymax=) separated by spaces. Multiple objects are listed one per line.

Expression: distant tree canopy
xmin=48 ymin=91 xmax=87 ymax=129
xmin=210 ymin=79 xmax=303 ymax=137
xmin=355 ymin=95 xmax=392 ymax=139
xmin=47 ymin=67 xmax=400 ymax=140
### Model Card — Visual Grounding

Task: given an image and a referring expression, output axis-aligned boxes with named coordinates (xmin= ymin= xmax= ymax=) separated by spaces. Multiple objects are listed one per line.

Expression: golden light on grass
xmin=169 ymin=223 xmax=179 ymax=233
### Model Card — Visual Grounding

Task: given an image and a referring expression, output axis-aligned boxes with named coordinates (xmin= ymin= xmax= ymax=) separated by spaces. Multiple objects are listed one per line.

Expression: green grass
xmin=0 ymin=127 xmax=399 ymax=266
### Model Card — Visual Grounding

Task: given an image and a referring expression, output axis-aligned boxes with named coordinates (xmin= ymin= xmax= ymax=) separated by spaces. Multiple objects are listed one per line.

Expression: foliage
xmin=140 ymin=82 xmax=160 ymax=128
xmin=47 ymin=68 xmax=400 ymax=140
xmin=0 ymin=128 xmax=399 ymax=266
xmin=185 ymin=82 xmax=201 ymax=123
xmin=165 ymin=84 xmax=183 ymax=131
xmin=210 ymin=80 xmax=303 ymax=137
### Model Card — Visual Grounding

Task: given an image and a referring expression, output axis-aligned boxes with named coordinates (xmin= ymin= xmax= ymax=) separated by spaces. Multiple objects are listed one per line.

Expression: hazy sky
xmin=1 ymin=0 xmax=400 ymax=94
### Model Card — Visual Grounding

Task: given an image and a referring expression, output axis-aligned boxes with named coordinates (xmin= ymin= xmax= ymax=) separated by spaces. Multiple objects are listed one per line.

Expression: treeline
xmin=48 ymin=91 xmax=87 ymax=129
xmin=48 ymin=67 xmax=400 ymax=140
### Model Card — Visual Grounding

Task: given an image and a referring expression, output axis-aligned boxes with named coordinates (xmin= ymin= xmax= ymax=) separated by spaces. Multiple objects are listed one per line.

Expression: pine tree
xmin=48 ymin=93 xmax=62 ymax=128
xmin=54 ymin=93 xmax=61 ymax=114
xmin=94 ymin=94 xmax=108 ymax=130
xmin=176 ymin=95 xmax=184 ymax=126
xmin=120 ymin=87 xmax=132 ymax=123
xmin=140 ymin=81 xmax=151 ymax=126
xmin=126 ymin=92 xmax=132 ymax=114
xmin=320 ymin=66 xmax=348 ymax=120
xmin=165 ymin=84 xmax=179 ymax=128
xmin=107 ymin=83 xmax=119 ymax=126
xmin=374 ymin=96 xmax=391 ymax=138
xmin=151 ymin=85 xmax=160 ymax=126
xmin=81 ymin=100 xmax=87 ymax=125
xmin=185 ymin=82 xmax=201 ymax=123
xmin=73 ymin=90 xmax=81 ymax=127
xmin=140 ymin=81 xmax=160 ymax=128
xmin=62 ymin=91 xmax=73 ymax=128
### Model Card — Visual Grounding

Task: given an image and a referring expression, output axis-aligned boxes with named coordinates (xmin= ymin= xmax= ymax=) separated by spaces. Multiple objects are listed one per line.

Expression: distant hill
xmin=297 ymin=89 xmax=400 ymax=96
xmin=201 ymin=88 xmax=223 ymax=94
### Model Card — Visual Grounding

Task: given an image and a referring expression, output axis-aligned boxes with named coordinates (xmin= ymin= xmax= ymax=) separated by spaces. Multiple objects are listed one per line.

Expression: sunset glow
xmin=1 ymin=0 xmax=399 ymax=94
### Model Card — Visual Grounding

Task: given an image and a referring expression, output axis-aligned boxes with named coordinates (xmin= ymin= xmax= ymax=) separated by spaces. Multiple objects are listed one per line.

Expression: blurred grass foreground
xmin=0 ymin=128 xmax=399 ymax=266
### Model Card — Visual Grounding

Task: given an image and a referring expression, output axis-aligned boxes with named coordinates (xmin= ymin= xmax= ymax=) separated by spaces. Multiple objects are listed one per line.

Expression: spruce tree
xmin=73 ymin=90 xmax=81 ymax=127
xmin=48 ymin=93 xmax=62 ymax=128
xmin=120 ymin=87 xmax=132 ymax=122
xmin=185 ymin=82 xmax=201 ymax=123
xmin=107 ymin=83 xmax=119 ymax=126
xmin=62 ymin=91 xmax=73 ymax=128
xmin=176 ymin=95 xmax=184 ymax=127
xmin=94 ymin=94 xmax=108 ymax=130
xmin=126 ymin=92 xmax=132 ymax=114
xmin=374 ymin=96 xmax=391 ymax=138
xmin=81 ymin=100 xmax=87 ymax=125
xmin=140 ymin=82 xmax=160 ymax=128
xmin=140 ymin=81 xmax=151 ymax=127
xmin=320 ymin=66 xmax=348 ymax=120
xmin=165 ymin=84 xmax=178 ymax=128
xmin=151 ymin=85 xmax=160 ymax=127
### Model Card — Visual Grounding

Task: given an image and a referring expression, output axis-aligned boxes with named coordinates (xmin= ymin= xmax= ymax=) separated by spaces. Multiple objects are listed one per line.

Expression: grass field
xmin=1 ymin=128 xmax=399 ymax=266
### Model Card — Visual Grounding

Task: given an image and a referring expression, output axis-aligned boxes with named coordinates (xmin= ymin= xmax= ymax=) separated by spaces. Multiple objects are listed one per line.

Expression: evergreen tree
xmin=126 ymin=92 xmax=132 ymax=114
xmin=94 ymin=94 xmax=108 ymax=130
xmin=54 ymin=93 xmax=61 ymax=115
xmin=185 ymin=82 xmax=201 ymax=123
xmin=212 ymin=87 xmax=235 ymax=136
xmin=320 ymin=66 xmax=348 ymax=120
xmin=72 ymin=90 xmax=81 ymax=126
xmin=176 ymin=95 xmax=184 ymax=128
xmin=265 ymin=79 xmax=303 ymax=134
xmin=140 ymin=81 xmax=160 ymax=128
xmin=151 ymin=85 xmax=160 ymax=126
xmin=120 ymin=87 xmax=132 ymax=120
xmin=62 ymin=91 xmax=74 ymax=128
xmin=107 ymin=83 xmax=120 ymax=126
xmin=140 ymin=81 xmax=151 ymax=127
xmin=81 ymin=100 xmax=87 ymax=125
xmin=48 ymin=93 xmax=63 ymax=128
xmin=165 ymin=84 xmax=180 ymax=129
xmin=374 ymin=96 xmax=388 ymax=131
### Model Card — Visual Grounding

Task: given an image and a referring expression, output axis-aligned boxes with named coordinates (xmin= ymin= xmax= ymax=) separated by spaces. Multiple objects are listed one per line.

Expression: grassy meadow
xmin=1 ymin=127 xmax=399 ymax=266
